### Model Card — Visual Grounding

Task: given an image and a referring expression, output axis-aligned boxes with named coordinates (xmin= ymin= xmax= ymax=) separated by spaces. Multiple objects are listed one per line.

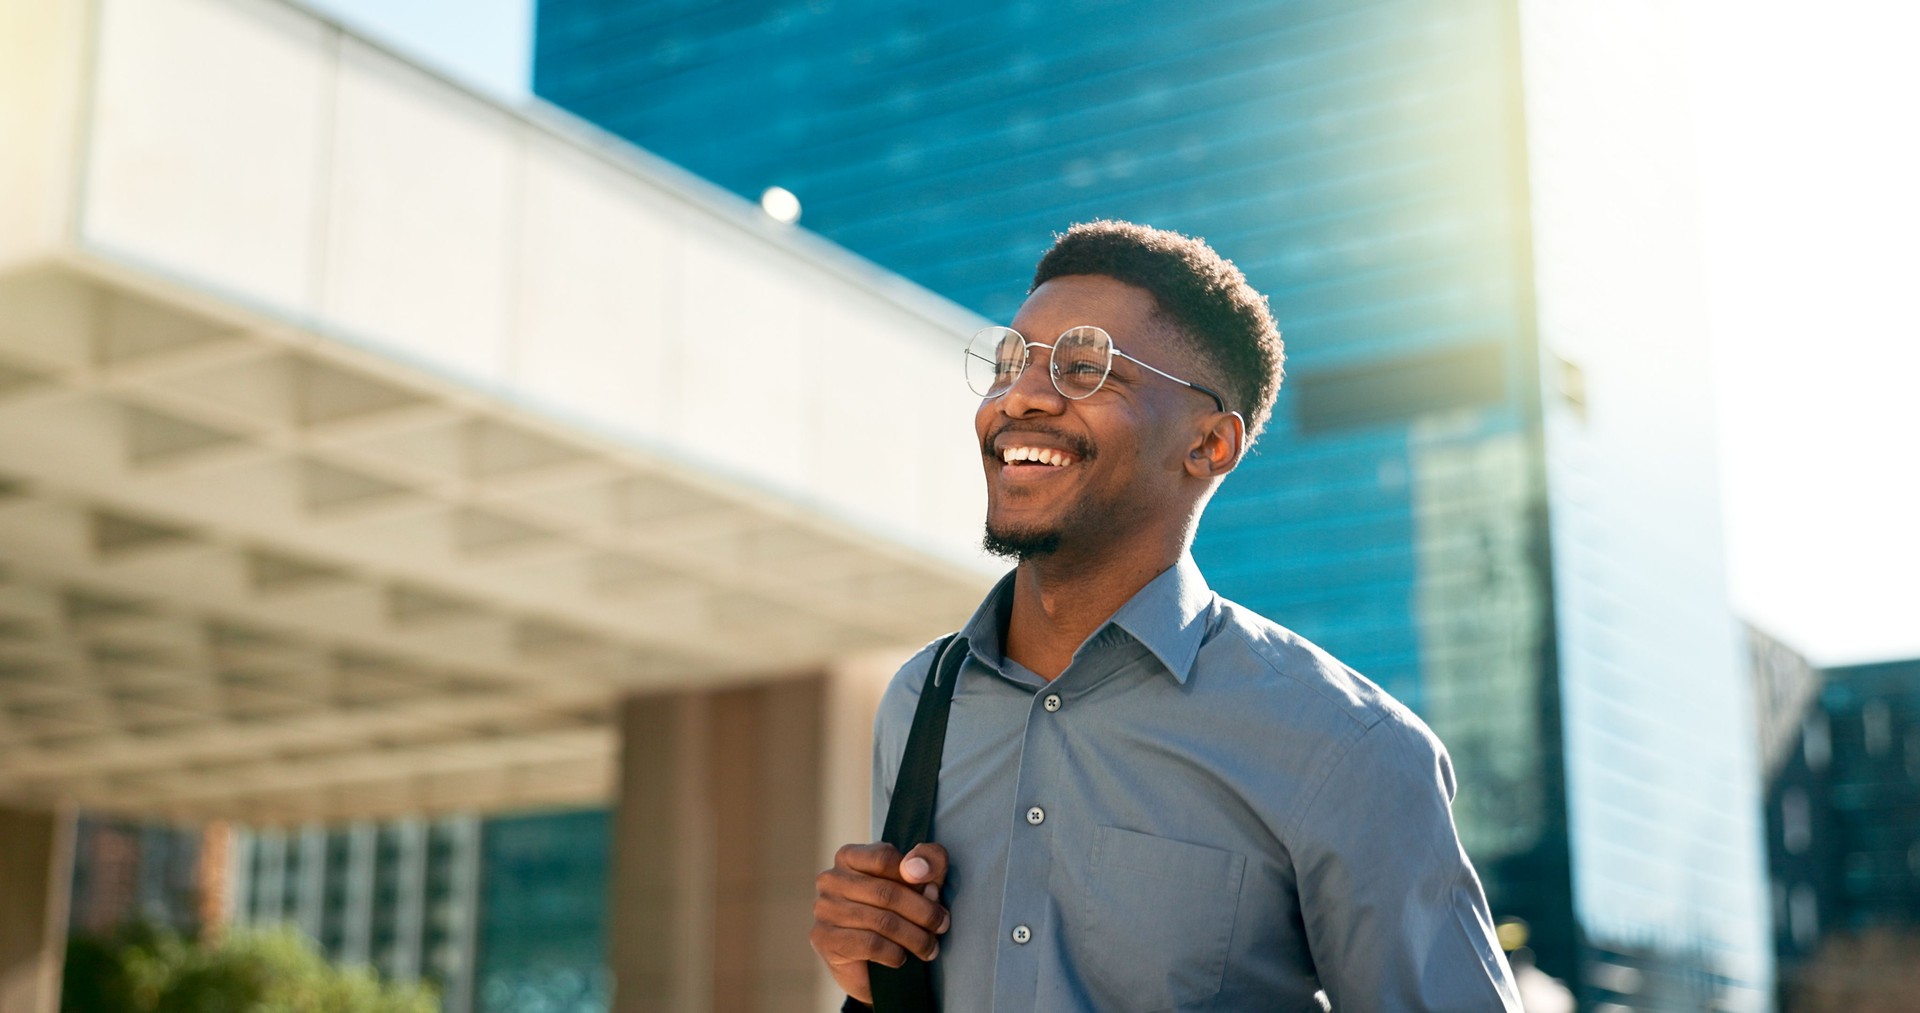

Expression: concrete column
xmin=226 ymin=827 xmax=253 ymax=931
xmin=722 ymin=678 xmax=822 ymax=1013
xmin=613 ymin=690 xmax=715 ymax=1013
xmin=343 ymin=822 xmax=376 ymax=966
xmin=611 ymin=676 xmax=834 ymax=1013
xmin=0 ymin=804 xmax=75 ymax=1013
xmin=816 ymin=651 xmax=912 ymax=1013
xmin=708 ymin=687 xmax=764 ymax=1013
xmin=820 ymin=651 xmax=909 ymax=863
xmin=444 ymin=815 xmax=484 ymax=1013
xmin=257 ymin=828 xmax=287 ymax=922
xmin=296 ymin=824 xmax=328 ymax=943
xmin=391 ymin=819 xmax=428 ymax=983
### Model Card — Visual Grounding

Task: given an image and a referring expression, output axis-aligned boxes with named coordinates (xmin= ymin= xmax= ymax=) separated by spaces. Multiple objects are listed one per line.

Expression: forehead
xmin=1011 ymin=275 xmax=1167 ymax=351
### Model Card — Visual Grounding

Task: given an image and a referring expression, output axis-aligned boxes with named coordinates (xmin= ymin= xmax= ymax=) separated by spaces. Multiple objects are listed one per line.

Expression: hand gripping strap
xmin=868 ymin=634 xmax=966 ymax=1013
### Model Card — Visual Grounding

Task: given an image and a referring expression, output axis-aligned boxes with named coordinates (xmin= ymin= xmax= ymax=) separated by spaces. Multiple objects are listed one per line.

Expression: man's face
xmin=975 ymin=274 xmax=1213 ymax=561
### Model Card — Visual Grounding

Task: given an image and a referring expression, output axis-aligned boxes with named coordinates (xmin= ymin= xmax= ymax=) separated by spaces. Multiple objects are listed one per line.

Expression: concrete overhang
xmin=0 ymin=0 xmax=995 ymax=822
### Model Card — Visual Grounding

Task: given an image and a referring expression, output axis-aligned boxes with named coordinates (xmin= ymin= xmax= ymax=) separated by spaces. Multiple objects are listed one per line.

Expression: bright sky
xmin=1689 ymin=1 xmax=1920 ymax=665
xmin=310 ymin=0 xmax=1919 ymax=667
xmin=295 ymin=0 xmax=532 ymax=104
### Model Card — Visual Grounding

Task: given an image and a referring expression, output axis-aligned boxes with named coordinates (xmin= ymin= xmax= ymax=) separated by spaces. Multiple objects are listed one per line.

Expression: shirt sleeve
xmin=1290 ymin=709 xmax=1522 ymax=1012
xmin=868 ymin=647 xmax=930 ymax=840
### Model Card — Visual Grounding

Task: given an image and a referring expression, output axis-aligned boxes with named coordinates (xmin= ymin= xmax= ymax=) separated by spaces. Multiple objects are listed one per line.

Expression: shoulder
xmin=873 ymin=636 xmax=949 ymax=735
xmin=1214 ymin=600 xmax=1456 ymax=805
xmin=1205 ymin=597 xmax=1420 ymax=738
xmin=870 ymin=635 xmax=961 ymax=796
xmin=1203 ymin=605 xmax=1460 ymax=841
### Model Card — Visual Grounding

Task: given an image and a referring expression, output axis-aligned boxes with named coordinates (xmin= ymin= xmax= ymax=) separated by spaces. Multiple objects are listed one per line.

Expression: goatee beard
xmin=983 ymin=524 xmax=1061 ymax=561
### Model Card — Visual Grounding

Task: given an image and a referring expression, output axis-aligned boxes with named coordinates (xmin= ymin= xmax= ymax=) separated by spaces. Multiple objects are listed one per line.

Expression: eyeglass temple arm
xmin=1114 ymin=351 xmax=1228 ymax=414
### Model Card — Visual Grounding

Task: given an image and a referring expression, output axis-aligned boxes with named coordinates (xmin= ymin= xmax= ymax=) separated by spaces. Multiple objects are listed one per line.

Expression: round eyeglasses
xmin=964 ymin=325 xmax=1227 ymax=413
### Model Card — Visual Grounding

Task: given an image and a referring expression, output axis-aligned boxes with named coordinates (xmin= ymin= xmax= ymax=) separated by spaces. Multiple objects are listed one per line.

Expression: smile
xmin=1000 ymin=445 xmax=1077 ymax=467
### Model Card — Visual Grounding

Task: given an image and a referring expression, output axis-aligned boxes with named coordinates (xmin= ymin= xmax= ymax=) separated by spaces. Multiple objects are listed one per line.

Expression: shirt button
xmin=1043 ymin=693 xmax=1062 ymax=712
xmin=1025 ymin=806 xmax=1045 ymax=826
xmin=1011 ymin=924 xmax=1032 ymax=945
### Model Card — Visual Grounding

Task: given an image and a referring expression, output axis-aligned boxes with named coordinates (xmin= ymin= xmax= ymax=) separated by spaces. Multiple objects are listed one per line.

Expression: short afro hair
xmin=1031 ymin=220 xmax=1284 ymax=445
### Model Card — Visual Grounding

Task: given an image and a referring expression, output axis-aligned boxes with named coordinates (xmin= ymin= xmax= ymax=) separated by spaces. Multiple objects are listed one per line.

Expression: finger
xmin=844 ymin=902 xmax=941 ymax=961
xmin=819 ymin=869 xmax=949 ymax=934
xmin=900 ymin=842 xmax=950 ymax=886
xmin=820 ymin=924 xmax=912 ymax=969
xmin=835 ymin=841 xmax=905 ymax=879
xmin=811 ymin=927 xmax=876 ymax=1003
xmin=923 ymin=883 xmax=950 ymax=933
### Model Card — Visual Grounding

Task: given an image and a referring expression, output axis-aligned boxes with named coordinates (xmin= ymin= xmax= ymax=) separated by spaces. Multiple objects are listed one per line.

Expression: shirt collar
xmin=1106 ymin=554 xmax=1214 ymax=684
xmin=956 ymin=554 xmax=1215 ymax=685
xmin=956 ymin=568 xmax=1018 ymax=675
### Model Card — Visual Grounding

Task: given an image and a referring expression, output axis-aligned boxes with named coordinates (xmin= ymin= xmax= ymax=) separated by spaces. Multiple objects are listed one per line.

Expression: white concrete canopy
xmin=0 ymin=0 xmax=994 ymax=824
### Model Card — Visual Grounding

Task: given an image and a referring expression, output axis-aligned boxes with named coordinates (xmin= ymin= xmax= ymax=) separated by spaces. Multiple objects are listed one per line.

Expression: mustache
xmin=981 ymin=424 xmax=1096 ymax=461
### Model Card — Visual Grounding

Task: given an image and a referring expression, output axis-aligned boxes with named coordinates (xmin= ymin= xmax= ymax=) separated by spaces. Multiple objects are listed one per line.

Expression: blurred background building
xmin=526 ymin=0 xmax=1771 ymax=1007
xmin=227 ymin=808 xmax=612 ymax=1012
xmin=1751 ymin=630 xmax=1920 ymax=1009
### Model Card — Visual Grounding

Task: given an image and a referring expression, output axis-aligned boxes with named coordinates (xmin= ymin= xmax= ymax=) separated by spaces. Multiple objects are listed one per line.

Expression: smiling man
xmin=810 ymin=221 xmax=1520 ymax=1011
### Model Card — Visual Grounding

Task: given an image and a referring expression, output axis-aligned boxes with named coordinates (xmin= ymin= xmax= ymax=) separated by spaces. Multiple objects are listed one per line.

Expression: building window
xmin=1864 ymin=701 xmax=1892 ymax=756
xmin=1551 ymin=352 xmax=1587 ymax=420
xmin=1803 ymin=711 xmax=1831 ymax=771
xmin=1292 ymin=342 xmax=1506 ymax=433
xmin=1781 ymin=787 xmax=1812 ymax=855
xmin=1789 ymin=884 xmax=1819 ymax=951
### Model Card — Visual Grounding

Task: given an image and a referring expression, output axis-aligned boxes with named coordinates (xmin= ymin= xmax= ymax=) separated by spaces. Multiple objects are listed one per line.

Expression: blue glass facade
xmin=222 ymin=808 xmax=610 ymax=1013
xmin=475 ymin=808 xmax=613 ymax=1013
xmin=536 ymin=0 xmax=1571 ymax=989
xmin=231 ymin=817 xmax=482 ymax=1006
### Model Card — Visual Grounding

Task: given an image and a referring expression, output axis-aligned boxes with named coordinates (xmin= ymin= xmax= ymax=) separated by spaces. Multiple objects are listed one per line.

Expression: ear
xmin=1185 ymin=412 xmax=1245 ymax=478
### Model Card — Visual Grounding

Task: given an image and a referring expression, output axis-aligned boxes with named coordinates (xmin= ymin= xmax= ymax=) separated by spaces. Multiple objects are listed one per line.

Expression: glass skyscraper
xmin=229 ymin=807 xmax=611 ymax=1013
xmin=530 ymin=0 xmax=1771 ymax=1006
xmin=474 ymin=809 xmax=613 ymax=1013
xmin=232 ymin=817 xmax=484 ymax=1009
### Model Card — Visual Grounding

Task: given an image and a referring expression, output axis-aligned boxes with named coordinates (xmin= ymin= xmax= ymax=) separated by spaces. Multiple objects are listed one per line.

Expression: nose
xmin=998 ymin=344 xmax=1067 ymax=418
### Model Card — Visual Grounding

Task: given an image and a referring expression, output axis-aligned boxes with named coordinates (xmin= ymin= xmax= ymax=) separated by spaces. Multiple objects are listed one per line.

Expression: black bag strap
xmin=868 ymin=633 xmax=967 ymax=1013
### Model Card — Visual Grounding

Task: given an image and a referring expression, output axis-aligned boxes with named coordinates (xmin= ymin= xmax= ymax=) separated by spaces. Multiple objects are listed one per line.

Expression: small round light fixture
xmin=759 ymin=186 xmax=802 ymax=225
xmin=1495 ymin=918 xmax=1529 ymax=952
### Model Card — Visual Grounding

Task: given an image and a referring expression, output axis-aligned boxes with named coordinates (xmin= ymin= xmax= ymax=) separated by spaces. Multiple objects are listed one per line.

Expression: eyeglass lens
xmin=964 ymin=326 xmax=1114 ymax=400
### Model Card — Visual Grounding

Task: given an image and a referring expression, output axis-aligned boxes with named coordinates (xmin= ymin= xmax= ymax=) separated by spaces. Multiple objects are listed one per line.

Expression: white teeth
xmin=1000 ymin=446 xmax=1071 ymax=466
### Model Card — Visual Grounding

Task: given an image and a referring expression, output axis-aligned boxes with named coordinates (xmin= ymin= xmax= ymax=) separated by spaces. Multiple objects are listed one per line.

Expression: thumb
xmin=898 ymin=842 xmax=949 ymax=886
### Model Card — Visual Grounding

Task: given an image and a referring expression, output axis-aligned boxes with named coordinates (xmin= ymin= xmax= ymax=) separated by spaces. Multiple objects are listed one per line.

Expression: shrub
xmin=62 ymin=924 xmax=437 ymax=1013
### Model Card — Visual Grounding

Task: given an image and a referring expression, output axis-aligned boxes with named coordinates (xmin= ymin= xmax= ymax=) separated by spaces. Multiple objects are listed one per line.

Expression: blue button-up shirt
xmin=871 ymin=556 xmax=1521 ymax=1012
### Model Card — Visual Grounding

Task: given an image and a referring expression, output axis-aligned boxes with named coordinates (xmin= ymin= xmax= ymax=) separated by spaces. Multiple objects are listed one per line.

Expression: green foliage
xmin=62 ymin=924 xmax=438 ymax=1013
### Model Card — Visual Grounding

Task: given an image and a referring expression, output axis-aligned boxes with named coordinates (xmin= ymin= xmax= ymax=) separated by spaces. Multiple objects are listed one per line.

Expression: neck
xmin=1003 ymin=536 xmax=1184 ymax=681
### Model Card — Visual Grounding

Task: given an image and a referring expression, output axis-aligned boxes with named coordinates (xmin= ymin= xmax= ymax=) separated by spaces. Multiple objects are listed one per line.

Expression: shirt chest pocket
xmin=1078 ymin=826 xmax=1247 ymax=1011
